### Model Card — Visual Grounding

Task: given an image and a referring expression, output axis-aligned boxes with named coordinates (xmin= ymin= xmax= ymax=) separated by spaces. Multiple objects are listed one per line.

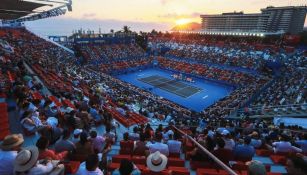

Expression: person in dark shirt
xmin=213 ymin=137 xmax=233 ymax=164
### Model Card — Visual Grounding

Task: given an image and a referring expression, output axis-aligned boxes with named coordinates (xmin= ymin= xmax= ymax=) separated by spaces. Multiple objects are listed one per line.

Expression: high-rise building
xmin=200 ymin=6 xmax=307 ymax=35
xmin=261 ymin=6 xmax=307 ymax=34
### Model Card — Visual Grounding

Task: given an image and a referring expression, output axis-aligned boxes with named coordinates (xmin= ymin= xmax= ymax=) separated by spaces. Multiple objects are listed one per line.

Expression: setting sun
xmin=175 ymin=18 xmax=191 ymax=25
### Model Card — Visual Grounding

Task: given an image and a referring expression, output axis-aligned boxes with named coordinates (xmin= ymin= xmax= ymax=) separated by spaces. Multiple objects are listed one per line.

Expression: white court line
xmin=202 ymin=95 xmax=208 ymax=99
xmin=138 ymin=74 xmax=145 ymax=76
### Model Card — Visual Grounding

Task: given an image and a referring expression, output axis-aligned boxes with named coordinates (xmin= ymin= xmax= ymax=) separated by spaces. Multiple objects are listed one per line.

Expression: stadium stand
xmin=0 ymin=25 xmax=306 ymax=175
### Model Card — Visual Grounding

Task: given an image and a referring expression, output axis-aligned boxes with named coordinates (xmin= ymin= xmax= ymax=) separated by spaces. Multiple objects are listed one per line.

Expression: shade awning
xmin=0 ymin=0 xmax=47 ymax=20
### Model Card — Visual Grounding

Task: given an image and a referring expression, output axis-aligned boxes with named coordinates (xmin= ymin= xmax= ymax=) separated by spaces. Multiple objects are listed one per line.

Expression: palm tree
xmin=122 ymin=26 xmax=131 ymax=33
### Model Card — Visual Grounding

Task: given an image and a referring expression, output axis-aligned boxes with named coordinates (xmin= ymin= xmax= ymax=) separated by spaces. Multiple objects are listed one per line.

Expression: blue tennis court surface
xmin=116 ymin=68 xmax=234 ymax=112
xmin=138 ymin=75 xmax=202 ymax=98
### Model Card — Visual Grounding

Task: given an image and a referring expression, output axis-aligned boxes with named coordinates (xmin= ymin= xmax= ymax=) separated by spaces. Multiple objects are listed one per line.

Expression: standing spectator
xmin=104 ymin=126 xmax=116 ymax=144
xmin=75 ymin=132 xmax=94 ymax=156
xmin=90 ymin=130 xmax=106 ymax=153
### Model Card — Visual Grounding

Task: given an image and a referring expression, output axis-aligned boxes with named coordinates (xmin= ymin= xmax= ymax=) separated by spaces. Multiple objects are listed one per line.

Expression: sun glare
xmin=175 ymin=18 xmax=191 ymax=25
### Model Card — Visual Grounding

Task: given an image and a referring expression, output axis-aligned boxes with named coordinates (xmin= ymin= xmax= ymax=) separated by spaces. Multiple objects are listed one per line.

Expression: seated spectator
xmin=145 ymin=151 xmax=170 ymax=174
xmin=36 ymin=137 xmax=68 ymax=160
xmin=20 ymin=111 xmax=45 ymax=133
xmin=213 ymin=137 xmax=233 ymax=164
xmin=76 ymin=154 xmax=104 ymax=175
xmin=286 ymin=154 xmax=307 ymax=175
xmin=162 ymin=128 xmax=174 ymax=141
xmin=129 ymin=127 xmax=140 ymax=141
xmin=133 ymin=134 xmax=147 ymax=156
xmin=222 ymin=130 xmax=235 ymax=150
xmin=104 ymin=126 xmax=116 ymax=144
xmin=38 ymin=125 xmax=63 ymax=145
xmin=14 ymin=146 xmax=65 ymax=175
xmin=234 ymin=136 xmax=255 ymax=161
xmin=76 ymin=106 xmax=93 ymax=131
xmin=167 ymin=133 xmax=181 ymax=154
xmin=250 ymin=131 xmax=262 ymax=149
xmin=75 ymin=132 xmax=94 ymax=156
xmin=272 ymin=134 xmax=302 ymax=153
xmin=0 ymin=134 xmax=24 ymax=175
xmin=112 ymin=159 xmax=141 ymax=175
xmin=147 ymin=132 xmax=169 ymax=156
xmin=246 ymin=160 xmax=267 ymax=175
xmin=54 ymin=129 xmax=76 ymax=153
xmin=90 ymin=130 xmax=106 ymax=153
xmin=116 ymin=107 xmax=126 ymax=116
xmin=189 ymin=138 xmax=214 ymax=162
xmin=89 ymin=105 xmax=103 ymax=122
xmin=72 ymin=129 xmax=83 ymax=143
xmin=120 ymin=132 xmax=134 ymax=155
xmin=295 ymin=134 xmax=307 ymax=153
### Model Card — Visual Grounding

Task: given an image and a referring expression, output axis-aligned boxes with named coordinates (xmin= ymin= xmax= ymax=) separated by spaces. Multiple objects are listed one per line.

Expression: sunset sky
xmin=26 ymin=0 xmax=307 ymax=36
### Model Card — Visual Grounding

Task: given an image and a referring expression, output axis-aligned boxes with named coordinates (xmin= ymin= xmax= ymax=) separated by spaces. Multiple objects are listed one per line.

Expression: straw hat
xmin=0 ymin=134 xmax=24 ymax=151
xmin=146 ymin=151 xmax=167 ymax=172
xmin=14 ymin=146 xmax=39 ymax=172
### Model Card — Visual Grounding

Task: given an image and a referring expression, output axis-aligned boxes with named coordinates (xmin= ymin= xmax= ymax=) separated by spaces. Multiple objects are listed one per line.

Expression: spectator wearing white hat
xmin=14 ymin=146 xmax=65 ymax=175
xmin=146 ymin=151 xmax=170 ymax=174
xmin=0 ymin=134 xmax=24 ymax=175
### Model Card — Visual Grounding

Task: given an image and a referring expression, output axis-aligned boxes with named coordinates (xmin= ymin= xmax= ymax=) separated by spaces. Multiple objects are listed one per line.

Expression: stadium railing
xmin=236 ymin=103 xmax=307 ymax=118
xmin=172 ymin=125 xmax=238 ymax=175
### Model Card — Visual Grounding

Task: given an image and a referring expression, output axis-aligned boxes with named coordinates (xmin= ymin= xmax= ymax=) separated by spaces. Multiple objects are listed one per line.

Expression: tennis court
xmin=138 ymin=75 xmax=202 ymax=98
xmin=117 ymin=68 xmax=233 ymax=112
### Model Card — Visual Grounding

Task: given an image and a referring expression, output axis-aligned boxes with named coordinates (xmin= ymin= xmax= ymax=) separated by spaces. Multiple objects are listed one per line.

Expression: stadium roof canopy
xmin=0 ymin=0 xmax=72 ymax=22
xmin=0 ymin=0 xmax=46 ymax=20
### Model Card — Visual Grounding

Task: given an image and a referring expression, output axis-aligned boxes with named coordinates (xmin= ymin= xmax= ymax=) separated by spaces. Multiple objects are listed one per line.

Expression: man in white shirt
xmin=272 ymin=134 xmax=302 ymax=153
xmin=167 ymin=134 xmax=181 ymax=154
xmin=222 ymin=130 xmax=235 ymax=150
xmin=162 ymin=128 xmax=174 ymax=142
xmin=147 ymin=132 xmax=169 ymax=156
xmin=76 ymin=154 xmax=104 ymax=175
xmin=0 ymin=134 xmax=24 ymax=175
xmin=129 ymin=127 xmax=140 ymax=141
